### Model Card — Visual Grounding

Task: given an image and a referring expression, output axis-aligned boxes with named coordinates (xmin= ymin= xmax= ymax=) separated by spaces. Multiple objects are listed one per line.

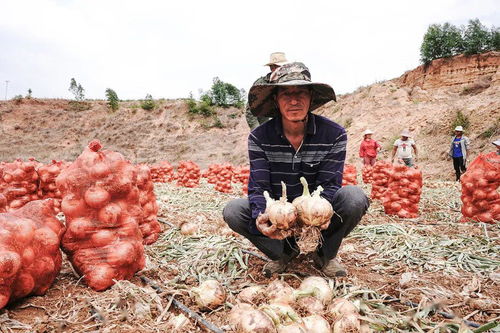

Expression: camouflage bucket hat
xmin=248 ymin=62 xmax=336 ymax=117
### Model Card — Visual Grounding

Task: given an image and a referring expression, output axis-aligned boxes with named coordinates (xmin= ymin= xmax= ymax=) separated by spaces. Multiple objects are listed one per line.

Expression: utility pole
xmin=4 ymin=80 xmax=9 ymax=100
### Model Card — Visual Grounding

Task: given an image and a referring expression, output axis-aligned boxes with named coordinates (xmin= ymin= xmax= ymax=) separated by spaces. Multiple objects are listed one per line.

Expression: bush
xmin=187 ymin=92 xmax=215 ymax=117
xmin=478 ymin=121 xmax=499 ymax=139
xmin=463 ymin=19 xmax=490 ymax=55
xmin=105 ymin=88 xmax=119 ymax=111
xmin=450 ymin=110 xmax=470 ymax=133
xmin=141 ymin=94 xmax=155 ymax=111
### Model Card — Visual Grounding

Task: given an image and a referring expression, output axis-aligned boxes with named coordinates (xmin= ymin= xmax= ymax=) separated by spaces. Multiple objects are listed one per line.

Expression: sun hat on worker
xmin=264 ymin=52 xmax=288 ymax=66
xmin=248 ymin=62 xmax=336 ymax=117
xmin=454 ymin=126 xmax=464 ymax=132
xmin=363 ymin=129 xmax=374 ymax=136
xmin=400 ymin=129 xmax=411 ymax=137
xmin=493 ymin=139 xmax=500 ymax=147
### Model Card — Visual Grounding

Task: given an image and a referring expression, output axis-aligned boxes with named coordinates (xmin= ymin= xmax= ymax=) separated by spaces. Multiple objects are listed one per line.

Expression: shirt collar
xmin=274 ymin=113 xmax=317 ymax=136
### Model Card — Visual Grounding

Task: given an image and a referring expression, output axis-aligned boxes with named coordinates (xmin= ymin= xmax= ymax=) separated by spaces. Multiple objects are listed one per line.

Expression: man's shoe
xmin=322 ymin=258 xmax=347 ymax=277
xmin=262 ymin=248 xmax=300 ymax=278
xmin=263 ymin=260 xmax=287 ymax=278
xmin=311 ymin=252 xmax=326 ymax=270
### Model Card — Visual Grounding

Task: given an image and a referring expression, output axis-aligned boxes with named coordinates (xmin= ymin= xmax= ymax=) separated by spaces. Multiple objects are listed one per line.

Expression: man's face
xmin=455 ymin=131 xmax=462 ymax=136
xmin=269 ymin=64 xmax=280 ymax=72
xmin=276 ymin=86 xmax=312 ymax=123
xmin=401 ymin=136 xmax=409 ymax=141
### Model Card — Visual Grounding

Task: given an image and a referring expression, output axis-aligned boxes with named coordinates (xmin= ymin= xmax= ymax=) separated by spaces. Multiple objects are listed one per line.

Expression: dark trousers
xmin=452 ymin=157 xmax=466 ymax=181
xmin=222 ymin=185 xmax=369 ymax=262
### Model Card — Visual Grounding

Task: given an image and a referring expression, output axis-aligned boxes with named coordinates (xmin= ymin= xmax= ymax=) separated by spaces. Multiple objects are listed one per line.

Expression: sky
xmin=0 ymin=0 xmax=498 ymax=100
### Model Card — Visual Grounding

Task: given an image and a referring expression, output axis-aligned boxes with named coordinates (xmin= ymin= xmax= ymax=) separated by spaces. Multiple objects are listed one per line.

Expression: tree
xmin=420 ymin=24 xmax=446 ymax=64
xmin=208 ymin=77 xmax=244 ymax=108
xmin=487 ymin=26 xmax=500 ymax=51
xmin=105 ymin=88 xmax=119 ymax=111
xmin=69 ymin=78 xmax=85 ymax=101
xmin=462 ymin=19 xmax=490 ymax=55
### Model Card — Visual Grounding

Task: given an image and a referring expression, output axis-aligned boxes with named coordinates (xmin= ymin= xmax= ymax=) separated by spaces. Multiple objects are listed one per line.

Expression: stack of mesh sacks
xmin=37 ymin=160 xmax=69 ymax=213
xmin=177 ymin=161 xmax=201 ymax=188
xmin=460 ymin=152 xmax=500 ymax=223
xmin=341 ymin=164 xmax=357 ymax=186
xmin=0 ymin=159 xmax=41 ymax=210
xmin=136 ymin=165 xmax=161 ymax=244
xmin=382 ymin=164 xmax=423 ymax=218
xmin=0 ymin=199 xmax=64 ymax=308
xmin=56 ymin=140 xmax=145 ymax=291
xmin=203 ymin=164 xmax=221 ymax=184
xmin=371 ymin=161 xmax=393 ymax=201
xmin=215 ymin=163 xmax=233 ymax=193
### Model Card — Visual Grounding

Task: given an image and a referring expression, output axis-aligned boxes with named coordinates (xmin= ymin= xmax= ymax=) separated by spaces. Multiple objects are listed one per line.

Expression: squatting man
xmin=223 ymin=62 xmax=369 ymax=278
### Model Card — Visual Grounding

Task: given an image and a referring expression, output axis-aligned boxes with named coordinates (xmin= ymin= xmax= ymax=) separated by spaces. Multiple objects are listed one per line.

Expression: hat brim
xmin=264 ymin=61 xmax=288 ymax=66
xmin=248 ymin=81 xmax=336 ymax=117
xmin=493 ymin=140 xmax=500 ymax=146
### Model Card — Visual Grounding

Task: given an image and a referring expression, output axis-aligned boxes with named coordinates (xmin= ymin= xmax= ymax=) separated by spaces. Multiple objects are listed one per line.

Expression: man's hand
xmin=256 ymin=213 xmax=293 ymax=240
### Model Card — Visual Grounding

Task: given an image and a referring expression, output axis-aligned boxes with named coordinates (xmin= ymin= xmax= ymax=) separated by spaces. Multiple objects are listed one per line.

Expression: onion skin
xmin=302 ymin=315 xmax=331 ymax=333
xmin=266 ymin=280 xmax=295 ymax=304
xmin=298 ymin=276 xmax=333 ymax=305
xmin=264 ymin=181 xmax=297 ymax=230
xmin=238 ymin=285 xmax=264 ymax=304
xmin=332 ymin=313 xmax=361 ymax=332
xmin=294 ymin=178 xmax=333 ymax=227
xmin=237 ymin=308 xmax=276 ymax=333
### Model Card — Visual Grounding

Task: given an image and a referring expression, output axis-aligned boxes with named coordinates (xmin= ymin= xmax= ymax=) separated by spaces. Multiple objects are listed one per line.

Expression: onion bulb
xmin=297 ymin=296 xmax=324 ymax=315
xmin=166 ymin=313 xmax=189 ymax=331
xmin=302 ymin=315 xmax=331 ymax=333
xmin=277 ymin=323 xmax=307 ymax=333
xmin=294 ymin=177 xmax=333 ymax=227
xmin=180 ymin=222 xmax=198 ymax=236
xmin=192 ymin=279 xmax=226 ymax=310
xmin=328 ymin=298 xmax=359 ymax=321
xmin=332 ymin=313 xmax=361 ymax=332
xmin=263 ymin=181 xmax=297 ymax=230
xmin=235 ymin=308 xmax=276 ymax=333
xmin=266 ymin=280 xmax=295 ymax=304
xmin=238 ymin=285 xmax=264 ymax=303
xmin=298 ymin=276 xmax=333 ymax=305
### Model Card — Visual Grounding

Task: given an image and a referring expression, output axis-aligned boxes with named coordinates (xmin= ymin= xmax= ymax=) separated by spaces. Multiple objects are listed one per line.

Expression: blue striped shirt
xmin=248 ymin=114 xmax=346 ymax=232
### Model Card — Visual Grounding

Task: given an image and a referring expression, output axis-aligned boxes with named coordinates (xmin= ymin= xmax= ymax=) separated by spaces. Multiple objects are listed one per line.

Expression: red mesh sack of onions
xmin=37 ymin=160 xmax=70 ymax=213
xmin=341 ymin=164 xmax=357 ymax=186
xmin=56 ymin=140 xmax=145 ymax=291
xmin=176 ymin=161 xmax=201 ymax=188
xmin=0 ymin=159 xmax=40 ymax=210
xmin=0 ymin=199 xmax=64 ymax=309
xmin=382 ymin=165 xmax=422 ymax=218
xmin=203 ymin=164 xmax=222 ymax=184
xmin=362 ymin=165 xmax=373 ymax=184
xmin=136 ymin=165 xmax=161 ymax=244
xmin=460 ymin=152 xmax=500 ymax=223
xmin=150 ymin=161 xmax=174 ymax=183
xmin=371 ymin=161 xmax=393 ymax=201
xmin=215 ymin=163 xmax=233 ymax=193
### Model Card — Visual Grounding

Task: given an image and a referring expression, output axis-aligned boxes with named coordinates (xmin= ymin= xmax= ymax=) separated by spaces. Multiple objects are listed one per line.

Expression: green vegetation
xmin=141 ymin=94 xmax=156 ymax=111
xmin=450 ymin=110 xmax=470 ymax=133
xmin=420 ymin=19 xmax=499 ymax=63
xmin=105 ymin=88 xmax=119 ymax=111
xmin=187 ymin=93 xmax=215 ymax=117
xmin=69 ymin=78 xmax=85 ymax=101
xmin=478 ymin=120 xmax=500 ymax=139
xmin=186 ymin=77 xmax=245 ymax=116
xmin=26 ymin=89 xmax=32 ymax=99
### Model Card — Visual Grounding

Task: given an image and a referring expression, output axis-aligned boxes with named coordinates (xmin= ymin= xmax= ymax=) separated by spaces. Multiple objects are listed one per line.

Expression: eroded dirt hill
xmin=0 ymin=52 xmax=499 ymax=179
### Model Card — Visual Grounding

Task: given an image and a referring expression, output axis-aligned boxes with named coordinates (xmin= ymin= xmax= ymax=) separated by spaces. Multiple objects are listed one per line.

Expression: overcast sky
xmin=0 ymin=0 xmax=498 ymax=100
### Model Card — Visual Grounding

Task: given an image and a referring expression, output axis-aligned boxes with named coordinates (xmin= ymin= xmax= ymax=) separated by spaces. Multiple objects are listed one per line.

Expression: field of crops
xmin=0 ymin=177 xmax=498 ymax=333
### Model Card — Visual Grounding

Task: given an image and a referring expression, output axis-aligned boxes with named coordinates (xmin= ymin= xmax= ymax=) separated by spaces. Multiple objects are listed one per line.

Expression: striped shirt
xmin=248 ymin=113 xmax=347 ymax=232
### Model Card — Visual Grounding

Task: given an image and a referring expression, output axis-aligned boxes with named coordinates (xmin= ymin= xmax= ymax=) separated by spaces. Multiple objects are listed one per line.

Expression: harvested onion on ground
xmin=191 ymin=279 xmax=226 ymax=310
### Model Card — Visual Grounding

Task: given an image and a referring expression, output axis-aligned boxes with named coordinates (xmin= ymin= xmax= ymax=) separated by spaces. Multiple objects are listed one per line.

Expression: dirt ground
xmin=1 ymin=179 xmax=498 ymax=332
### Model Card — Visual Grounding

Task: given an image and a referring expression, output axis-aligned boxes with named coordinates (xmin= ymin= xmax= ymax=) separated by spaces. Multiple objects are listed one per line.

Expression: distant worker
xmin=391 ymin=129 xmax=418 ymax=167
xmin=449 ymin=126 xmax=471 ymax=181
xmin=493 ymin=139 xmax=500 ymax=155
xmin=359 ymin=129 xmax=381 ymax=166
xmin=245 ymin=52 xmax=289 ymax=130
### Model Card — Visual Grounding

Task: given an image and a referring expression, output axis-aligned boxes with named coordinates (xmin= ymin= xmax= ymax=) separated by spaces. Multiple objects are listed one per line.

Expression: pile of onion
xmin=0 ymin=159 xmax=40 ymax=210
xmin=342 ymin=164 xmax=358 ymax=186
xmin=56 ymin=140 xmax=145 ymax=291
xmin=214 ymin=163 xmax=233 ymax=193
xmin=460 ymin=152 xmax=500 ymax=223
xmin=202 ymin=163 xmax=222 ymax=184
xmin=362 ymin=165 xmax=373 ymax=184
xmin=149 ymin=161 xmax=174 ymax=183
xmin=382 ymin=164 xmax=422 ymax=218
xmin=176 ymin=160 xmax=201 ymax=188
xmin=135 ymin=165 xmax=161 ymax=245
xmin=370 ymin=161 xmax=393 ymax=201
xmin=257 ymin=181 xmax=297 ymax=240
xmin=293 ymin=177 xmax=333 ymax=253
xmin=0 ymin=199 xmax=64 ymax=309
